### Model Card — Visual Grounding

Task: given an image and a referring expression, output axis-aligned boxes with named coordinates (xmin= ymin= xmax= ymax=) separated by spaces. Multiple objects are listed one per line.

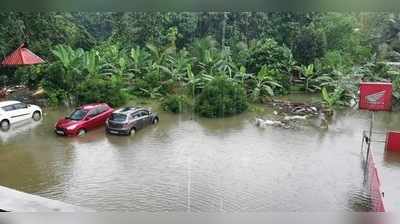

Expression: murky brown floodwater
xmin=1 ymin=98 xmax=400 ymax=211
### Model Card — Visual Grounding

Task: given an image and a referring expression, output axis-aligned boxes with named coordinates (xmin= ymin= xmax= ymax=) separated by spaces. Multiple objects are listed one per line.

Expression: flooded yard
xmin=0 ymin=103 xmax=398 ymax=211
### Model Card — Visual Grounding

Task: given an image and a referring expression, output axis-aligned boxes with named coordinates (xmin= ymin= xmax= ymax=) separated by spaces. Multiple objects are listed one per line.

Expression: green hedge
xmin=195 ymin=76 xmax=248 ymax=118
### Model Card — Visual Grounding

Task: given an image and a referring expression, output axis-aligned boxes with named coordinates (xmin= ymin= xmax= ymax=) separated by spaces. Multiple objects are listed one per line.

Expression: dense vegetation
xmin=1 ymin=12 xmax=400 ymax=117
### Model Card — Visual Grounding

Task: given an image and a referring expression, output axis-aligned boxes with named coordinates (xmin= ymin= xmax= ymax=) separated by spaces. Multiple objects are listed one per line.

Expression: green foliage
xmin=76 ymin=76 xmax=128 ymax=107
xmin=0 ymin=12 xmax=95 ymax=59
xmin=247 ymin=38 xmax=293 ymax=73
xmin=43 ymin=44 xmax=130 ymax=106
xmin=195 ymin=76 xmax=248 ymax=118
xmin=249 ymin=66 xmax=282 ymax=102
xmin=299 ymin=64 xmax=321 ymax=92
xmin=292 ymin=26 xmax=327 ymax=65
xmin=321 ymin=87 xmax=345 ymax=108
xmin=246 ymin=38 xmax=294 ymax=91
xmin=1 ymin=12 xmax=398 ymax=111
xmin=161 ymin=95 xmax=189 ymax=113
xmin=316 ymin=13 xmax=372 ymax=66
xmin=14 ymin=65 xmax=46 ymax=89
xmin=317 ymin=69 xmax=362 ymax=106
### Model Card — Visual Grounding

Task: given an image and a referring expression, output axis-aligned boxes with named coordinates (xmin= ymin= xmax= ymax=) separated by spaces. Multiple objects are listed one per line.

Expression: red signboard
xmin=359 ymin=82 xmax=392 ymax=111
xmin=386 ymin=131 xmax=400 ymax=152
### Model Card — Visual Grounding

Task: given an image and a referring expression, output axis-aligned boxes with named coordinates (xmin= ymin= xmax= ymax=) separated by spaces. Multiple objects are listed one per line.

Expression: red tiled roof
xmin=1 ymin=44 xmax=45 ymax=66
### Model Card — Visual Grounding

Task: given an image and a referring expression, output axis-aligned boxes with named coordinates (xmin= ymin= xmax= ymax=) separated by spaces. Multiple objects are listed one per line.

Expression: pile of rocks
xmin=269 ymin=100 xmax=320 ymax=116
xmin=255 ymin=100 xmax=329 ymax=129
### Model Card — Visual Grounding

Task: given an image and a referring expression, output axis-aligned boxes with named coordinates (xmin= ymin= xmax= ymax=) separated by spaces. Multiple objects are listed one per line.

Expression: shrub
xmin=76 ymin=75 xmax=128 ymax=107
xmin=42 ymin=61 xmax=86 ymax=105
xmin=246 ymin=38 xmax=294 ymax=91
xmin=14 ymin=65 xmax=45 ymax=89
xmin=162 ymin=95 xmax=189 ymax=113
xmin=292 ymin=26 xmax=327 ymax=65
xmin=247 ymin=38 xmax=294 ymax=74
xmin=195 ymin=76 xmax=248 ymax=118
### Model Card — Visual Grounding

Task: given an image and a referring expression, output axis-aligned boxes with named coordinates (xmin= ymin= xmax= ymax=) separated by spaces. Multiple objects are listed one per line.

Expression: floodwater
xmin=0 ymin=100 xmax=399 ymax=211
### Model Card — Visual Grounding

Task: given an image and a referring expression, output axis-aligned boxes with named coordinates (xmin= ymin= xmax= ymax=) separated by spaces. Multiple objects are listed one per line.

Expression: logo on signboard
xmin=366 ymin=90 xmax=385 ymax=105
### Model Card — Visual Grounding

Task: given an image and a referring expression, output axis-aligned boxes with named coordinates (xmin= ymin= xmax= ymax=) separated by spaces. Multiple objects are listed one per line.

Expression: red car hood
xmin=56 ymin=118 xmax=80 ymax=129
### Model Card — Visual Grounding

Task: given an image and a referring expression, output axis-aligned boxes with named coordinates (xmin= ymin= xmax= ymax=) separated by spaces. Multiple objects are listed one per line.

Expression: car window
xmin=97 ymin=105 xmax=108 ymax=114
xmin=89 ymin=105 xmax=108 ymax=117
xmin=131 ymin=112 xmax=141 ymax=119
xmin=110 ymin=113 xmax=127 ymax=122
xmin=2 ymin=105 xmax=15 ymax=112
xmin=141 ymin=110 xmax=149 ymax=116
xmin=14 ymin=103 xmax=27 ymax=110
xmin=68 ymin=109 xmax=88 ymax=120
xmin=87 ymin=109 xmax=98 ymax=117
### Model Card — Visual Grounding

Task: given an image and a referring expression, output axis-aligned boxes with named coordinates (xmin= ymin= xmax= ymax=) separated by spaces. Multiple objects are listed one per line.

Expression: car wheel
xmin=0 ymin=120 xmax=10 ymax=131
xmin=153 ymin=117 xmax=159 ymax=125
xmin=128 ymin=128 xmax=136 ymax=136
xmin=32 ymin=111 xmax=41 ymax=121
xmin=77 ymin=129 xmax=86 ymax=136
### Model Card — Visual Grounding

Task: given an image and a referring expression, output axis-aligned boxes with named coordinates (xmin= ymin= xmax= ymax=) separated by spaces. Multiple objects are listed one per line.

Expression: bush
xmin=14 ymin=65 xmax=45 ymax=89
xmin=162 ymin=95 xmax=189 ymax=113
xmin=247 ymin=38 xmax=294 ymax=73
xmin=42 ymin=61 xmax=86 ymax=105
xmin=76 ymin=75 xmax=128 ymax=107
xmin=195 ymin=76 xmax=248 ymax=118
xmin=292 ymin=26 xmax=327 ymax=65
xmin=246 ymin=38 xmax=294 ymax=91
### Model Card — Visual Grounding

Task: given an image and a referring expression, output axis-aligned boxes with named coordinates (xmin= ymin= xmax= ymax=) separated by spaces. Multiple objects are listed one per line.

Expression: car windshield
xmin=68 ymin=109 xmax=88 ymax=121
xmin=110 ymin=113 xmax=127 ymax=122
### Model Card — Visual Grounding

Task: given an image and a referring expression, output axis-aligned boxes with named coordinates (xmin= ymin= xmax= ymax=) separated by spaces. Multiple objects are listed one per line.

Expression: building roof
xmin=1 ymin=43 xmax=45 ymax=66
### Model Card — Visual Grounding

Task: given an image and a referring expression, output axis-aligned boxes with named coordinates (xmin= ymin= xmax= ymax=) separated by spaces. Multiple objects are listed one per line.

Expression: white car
xmin=0 ymin=100 xmax=42 ymax=131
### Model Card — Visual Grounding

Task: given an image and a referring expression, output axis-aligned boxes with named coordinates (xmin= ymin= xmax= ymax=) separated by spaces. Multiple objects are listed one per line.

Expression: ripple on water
xmin=0 ymin=109 xmax=387 ymax=211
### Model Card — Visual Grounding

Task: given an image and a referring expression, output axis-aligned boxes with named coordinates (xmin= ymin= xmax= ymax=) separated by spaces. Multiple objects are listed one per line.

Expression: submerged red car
xmin=55 ymin=103 xmax=113 ymax=136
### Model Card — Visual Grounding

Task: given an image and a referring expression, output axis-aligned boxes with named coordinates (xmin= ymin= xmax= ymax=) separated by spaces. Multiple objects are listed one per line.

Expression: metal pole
xmin=366 ymin=112 xmax=374 ymax=163
xmin=221 ymin=12 xmax=228 ymax=48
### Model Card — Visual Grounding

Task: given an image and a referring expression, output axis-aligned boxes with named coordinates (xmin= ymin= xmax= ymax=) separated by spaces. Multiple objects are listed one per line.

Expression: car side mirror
xmin=84 ymin=117 xmax=91 ymax=121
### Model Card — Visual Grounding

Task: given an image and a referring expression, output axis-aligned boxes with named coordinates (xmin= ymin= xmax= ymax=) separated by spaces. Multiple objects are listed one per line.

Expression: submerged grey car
xmin=106 ymin=107 xmax=159 ymax=136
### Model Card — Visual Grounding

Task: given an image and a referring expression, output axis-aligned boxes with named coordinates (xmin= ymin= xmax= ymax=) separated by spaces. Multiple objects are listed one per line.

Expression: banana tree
xmin=185 ymin=64 xmax=202 ymax=100
xmin=139 ymin=86 xmax=163 ymax=99
xmin=233 ymin=66 xmax=253 ymax=86
xmin=321 ymin=87 xmax=345 ymax=115
xmin=48 ymin=45 xmax=85 ymax=105
xmin=82 ymin=50 xmax=101 ymax=76
xmin=301 ymin=64 xmax=318 ymax=92
xmin=211 ymin=47 xmax=237 ymax=79
xmin=159 ymin=49 xmax=193 ymax=87
xmin=250 ymin=66 xmax=282 ymax=102
xmin=51 ymin=45 xmax=83 ymax=71
xmin=146 ymin=43 xmax=175 ymax=66
xmin=129 ymin=46 xmax=151 ymax=75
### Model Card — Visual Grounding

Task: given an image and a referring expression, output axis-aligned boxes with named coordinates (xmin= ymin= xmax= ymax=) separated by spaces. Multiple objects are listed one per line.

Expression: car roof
xmin=0 ymin=100 xmax=21 ymax=108
xmin=80 ymin=103 xmax=108 ymax=110
xmin=113 ymin=107 xmax=148 ymax=115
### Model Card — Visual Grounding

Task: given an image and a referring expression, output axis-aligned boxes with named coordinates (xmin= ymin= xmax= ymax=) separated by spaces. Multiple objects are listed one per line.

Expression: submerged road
xmin=1 ymin=101 xmax=399 ymax=211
